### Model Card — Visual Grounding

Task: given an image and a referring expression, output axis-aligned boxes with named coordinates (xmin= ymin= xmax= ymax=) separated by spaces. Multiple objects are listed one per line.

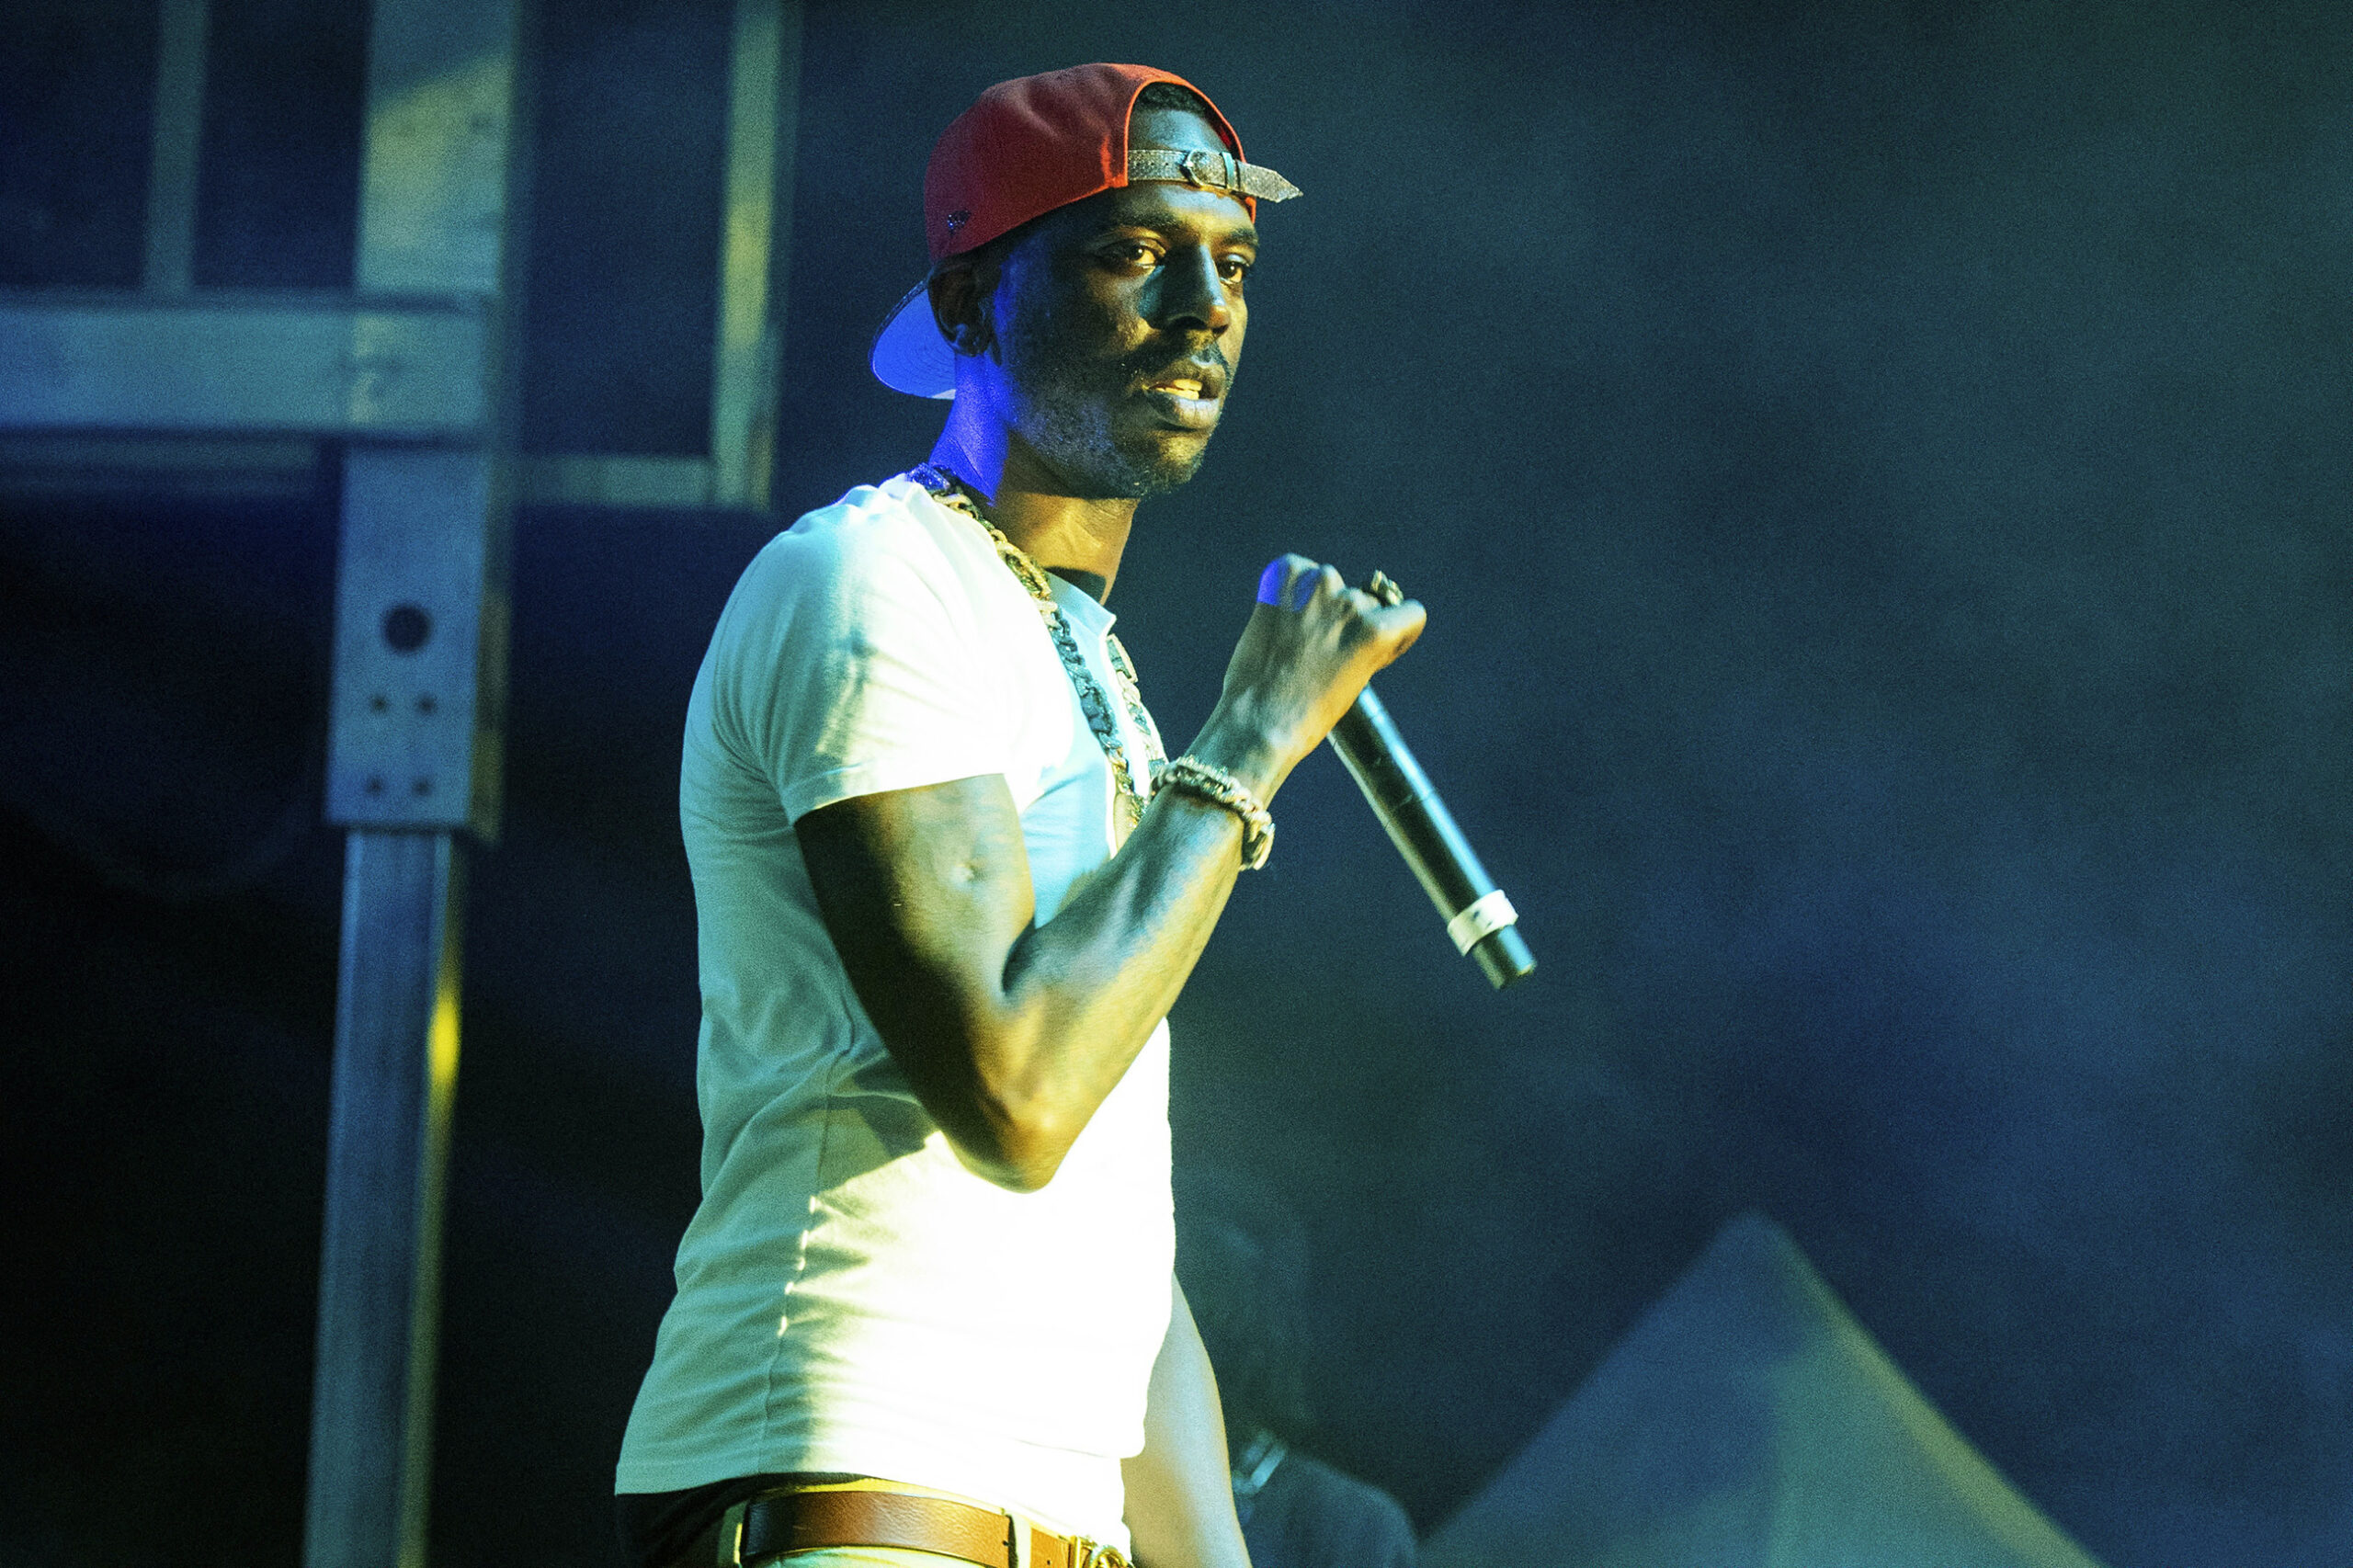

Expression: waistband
xmin=689 ymin=1479 xmax=1131 ymax=1568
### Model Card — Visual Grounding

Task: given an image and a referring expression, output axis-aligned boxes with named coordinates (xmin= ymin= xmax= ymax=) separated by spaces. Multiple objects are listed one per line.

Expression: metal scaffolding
xmin=0 ymin=1 xmax=802 ymax=1562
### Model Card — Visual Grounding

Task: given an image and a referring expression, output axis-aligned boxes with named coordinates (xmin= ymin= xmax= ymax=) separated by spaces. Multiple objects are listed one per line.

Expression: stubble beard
xmin=998 ymin=313 xmax=1220 ymax=501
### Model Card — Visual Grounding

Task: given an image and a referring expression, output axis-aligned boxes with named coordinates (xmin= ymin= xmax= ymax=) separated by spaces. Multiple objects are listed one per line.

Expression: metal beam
xmin=355 ymin=0 xmax=528 ymax=299
xmin=518 ymin=452 xmax=713 ymax=507
xmin=328 ymin=448 xmax=505 ymax=835
xmin=307 ymin=0 xmax=526 ymax=1562
xmin=144 ymin=0 xmax=210 ymax=296
xmin=708 ymin=0 xmax=800 ymax=507
xmin=143 ymin=0 xmax=210 ymax=296
xmin=306 ymin=830 xmax=465 ymax=1568
xmin=0 ymin=434 xmax=323 ymax=498
xmin=6 ymin=0 xmax=803 ymax=516
xmin=0 ymin=296 xmax=488 ymax=437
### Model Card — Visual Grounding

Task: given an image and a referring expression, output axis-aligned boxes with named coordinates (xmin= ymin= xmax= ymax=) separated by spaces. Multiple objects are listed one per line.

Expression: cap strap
xmin=1127 ymin=146 xmax=1302 ymax=202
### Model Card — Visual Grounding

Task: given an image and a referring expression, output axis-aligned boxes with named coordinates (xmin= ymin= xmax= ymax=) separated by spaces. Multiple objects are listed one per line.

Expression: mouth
xmin=1136 ymin=363 xmax=1228 ymax=430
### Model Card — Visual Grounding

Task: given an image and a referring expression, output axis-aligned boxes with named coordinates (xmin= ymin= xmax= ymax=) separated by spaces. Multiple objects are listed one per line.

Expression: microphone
xmin=1328 ymin=686 xmax=1536 ymax=990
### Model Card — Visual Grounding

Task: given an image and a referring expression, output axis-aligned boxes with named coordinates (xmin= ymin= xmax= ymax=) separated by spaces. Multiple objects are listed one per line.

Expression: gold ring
xmin=1365 ymin=570 xmax=1404 ymax=608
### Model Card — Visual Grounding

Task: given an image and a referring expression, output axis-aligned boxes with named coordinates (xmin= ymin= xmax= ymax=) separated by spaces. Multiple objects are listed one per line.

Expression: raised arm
xmin=794 ymin=560 xmax=1421 ymax=1191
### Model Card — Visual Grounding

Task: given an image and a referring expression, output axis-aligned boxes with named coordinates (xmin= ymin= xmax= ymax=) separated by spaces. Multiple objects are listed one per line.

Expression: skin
xmin=791 ymin=104 xmax=1424 ymax=1568
xmin=923 ymin=105 xmax=1263 ymax=594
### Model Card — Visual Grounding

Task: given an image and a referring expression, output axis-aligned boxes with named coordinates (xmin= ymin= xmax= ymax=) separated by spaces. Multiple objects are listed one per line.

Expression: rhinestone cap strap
xmin=1127 ymin=147 xmax=1302 ymax=203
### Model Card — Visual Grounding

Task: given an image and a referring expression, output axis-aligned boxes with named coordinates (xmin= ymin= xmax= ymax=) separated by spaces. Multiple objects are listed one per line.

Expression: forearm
xmin=1124 ymin=1280 xmax=1251 ymax=1568
xmin=972 ymin=707 xmax=1285 ymax=1182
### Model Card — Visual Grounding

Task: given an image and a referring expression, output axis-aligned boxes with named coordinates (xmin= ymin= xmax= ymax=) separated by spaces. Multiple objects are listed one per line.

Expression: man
xmin=616 ymin=63 xmax=1424 ymax=1568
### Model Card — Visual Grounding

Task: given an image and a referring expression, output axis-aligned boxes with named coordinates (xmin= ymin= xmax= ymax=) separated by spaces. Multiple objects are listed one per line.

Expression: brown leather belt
xmin=710 ymin=1486 xmax=1131 ymax=1568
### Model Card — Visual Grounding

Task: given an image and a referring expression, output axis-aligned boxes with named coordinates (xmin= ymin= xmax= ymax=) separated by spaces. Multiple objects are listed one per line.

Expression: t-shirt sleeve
xmin=709 ymin=518 xmax=1012 ymax=823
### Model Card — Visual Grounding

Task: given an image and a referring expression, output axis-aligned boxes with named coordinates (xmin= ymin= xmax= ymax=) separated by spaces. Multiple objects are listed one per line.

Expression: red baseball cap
xmin=870 ymin=63 xmax=1301 ymax=399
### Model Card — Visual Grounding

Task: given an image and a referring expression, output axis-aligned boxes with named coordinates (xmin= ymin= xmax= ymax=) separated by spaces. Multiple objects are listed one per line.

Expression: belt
xmin=708 ymin=1484 xmax=1131 ymax=1568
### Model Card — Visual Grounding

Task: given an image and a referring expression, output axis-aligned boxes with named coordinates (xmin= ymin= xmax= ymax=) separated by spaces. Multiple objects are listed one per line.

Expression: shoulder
xmin=707 ymin=478 xmax=1009 ymax=665
xmin=745 ymin=476 xmax=987 ymax=598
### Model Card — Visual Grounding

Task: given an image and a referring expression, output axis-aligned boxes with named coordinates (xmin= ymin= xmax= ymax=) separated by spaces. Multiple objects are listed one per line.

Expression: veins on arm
xmin=795 ymin=772 xmax=1247 ymax=1192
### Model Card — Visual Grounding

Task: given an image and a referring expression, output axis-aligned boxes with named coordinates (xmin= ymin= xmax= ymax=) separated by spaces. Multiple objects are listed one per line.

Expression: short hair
xmin=1132 ymin=80 xmax=1221 ymax=124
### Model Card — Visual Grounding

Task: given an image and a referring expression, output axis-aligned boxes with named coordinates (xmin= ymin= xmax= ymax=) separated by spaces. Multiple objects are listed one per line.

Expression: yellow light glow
xmin=428 ymin=966 xmax=460 ymax=1103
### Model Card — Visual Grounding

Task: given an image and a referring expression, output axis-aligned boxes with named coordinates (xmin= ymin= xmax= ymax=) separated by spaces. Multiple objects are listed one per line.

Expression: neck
xmin=930 ymin=413 xmax=1138 ymax=601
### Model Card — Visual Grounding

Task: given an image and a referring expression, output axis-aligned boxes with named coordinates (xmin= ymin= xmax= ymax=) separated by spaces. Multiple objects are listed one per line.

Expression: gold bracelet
xmin=1152 ymin=756 xmax=1275 ymax=870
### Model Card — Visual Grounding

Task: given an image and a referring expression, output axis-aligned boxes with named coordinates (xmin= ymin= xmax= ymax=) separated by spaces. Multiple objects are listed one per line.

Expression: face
xmin=952 ymin=107 xmax=1258 ymax=499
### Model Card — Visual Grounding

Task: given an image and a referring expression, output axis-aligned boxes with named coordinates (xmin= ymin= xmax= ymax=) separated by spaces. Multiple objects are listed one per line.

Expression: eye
xmin=1104 ymin=240 xmax=1163 ymax=270
xmin=1219 ymin=254 xmax=1255 ymax=285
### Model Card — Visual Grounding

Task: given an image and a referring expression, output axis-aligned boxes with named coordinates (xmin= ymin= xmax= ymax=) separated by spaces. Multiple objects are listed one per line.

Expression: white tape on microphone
xmin=1445 ymin=889 xmax=1518 ymax=955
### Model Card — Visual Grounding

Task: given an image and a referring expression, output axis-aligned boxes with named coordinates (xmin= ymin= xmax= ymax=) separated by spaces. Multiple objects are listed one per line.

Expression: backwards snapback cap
xmin=870 ymin=63 xmax=1301 ymax=399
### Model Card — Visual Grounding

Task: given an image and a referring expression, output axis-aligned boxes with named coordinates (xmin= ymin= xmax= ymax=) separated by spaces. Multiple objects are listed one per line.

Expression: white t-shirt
xmin=616 ymin=476 xmax=1174 ymax=1549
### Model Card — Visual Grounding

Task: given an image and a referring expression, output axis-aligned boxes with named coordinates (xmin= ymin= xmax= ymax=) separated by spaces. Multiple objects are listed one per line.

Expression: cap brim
xmin=870 ymin=278 xmax=957 ymax=399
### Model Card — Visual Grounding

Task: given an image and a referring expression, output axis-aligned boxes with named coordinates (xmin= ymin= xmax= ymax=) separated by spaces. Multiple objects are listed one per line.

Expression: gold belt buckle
xmin=1071 ymin=1539 xmax=1130 ymax=1568
xmin=716 ymin=1500 xmax=749 ymax=1568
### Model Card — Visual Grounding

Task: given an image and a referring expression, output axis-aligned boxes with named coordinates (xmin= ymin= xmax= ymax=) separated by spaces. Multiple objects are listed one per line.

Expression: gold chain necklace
xmin=907 ymin=465 xmax=1165 ymax=829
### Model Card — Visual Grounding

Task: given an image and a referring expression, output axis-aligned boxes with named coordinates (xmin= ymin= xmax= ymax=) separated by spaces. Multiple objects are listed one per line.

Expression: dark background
xmin=5 ymin=1 xmax=2350 ymax=1565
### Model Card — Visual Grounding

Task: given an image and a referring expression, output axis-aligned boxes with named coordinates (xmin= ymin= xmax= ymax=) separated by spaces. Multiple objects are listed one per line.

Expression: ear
xmin=928 ymin=263 xmax=994 ymax=358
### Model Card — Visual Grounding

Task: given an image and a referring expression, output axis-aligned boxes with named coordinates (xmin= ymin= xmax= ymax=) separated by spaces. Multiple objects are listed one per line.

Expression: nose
xmin=1149 ymin=244 xmax=1235 ymax=336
